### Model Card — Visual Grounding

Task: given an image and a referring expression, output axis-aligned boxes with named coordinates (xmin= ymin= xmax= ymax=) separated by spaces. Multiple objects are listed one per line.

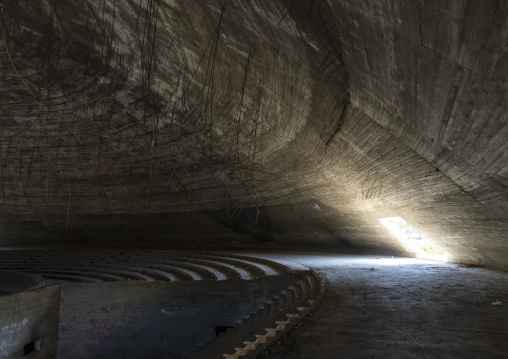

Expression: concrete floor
xmin=242 ymin=253 xmax=508 ymax=359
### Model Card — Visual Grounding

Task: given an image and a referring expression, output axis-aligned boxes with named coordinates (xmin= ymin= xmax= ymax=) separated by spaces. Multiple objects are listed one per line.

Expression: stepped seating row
xmin=185 ymin=271 xmax=323 ymax=359
xmin=0 ymin=250 xmax=292 ymax=283
xmin=217 ymin=253 xmax=293 ymax=276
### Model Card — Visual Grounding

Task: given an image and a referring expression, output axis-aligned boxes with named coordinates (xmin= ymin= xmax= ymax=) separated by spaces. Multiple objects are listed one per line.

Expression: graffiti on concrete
xmin=1 ymin=318 xmax=29 ymax=333
xmin=0 ymin=319 xmax=30 ymax=358
xmin=87 ymin=318 xmax=112 ymax=344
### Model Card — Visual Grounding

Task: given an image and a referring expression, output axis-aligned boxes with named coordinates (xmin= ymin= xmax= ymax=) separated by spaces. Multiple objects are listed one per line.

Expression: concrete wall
xmin=57 ymin=275 xmax=304 ymax=359
xmin=0 ymin=286 xmax=60 ymax=359
xmin=1 ymin=0 xmax=508 ymax=270
xmin=327 ymin=0 xmax=508 ymax=268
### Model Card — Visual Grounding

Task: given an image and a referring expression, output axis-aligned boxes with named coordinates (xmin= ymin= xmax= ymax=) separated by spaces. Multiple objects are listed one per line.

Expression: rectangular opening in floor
xmin=379 ymin=217 xmax=447 ymax=262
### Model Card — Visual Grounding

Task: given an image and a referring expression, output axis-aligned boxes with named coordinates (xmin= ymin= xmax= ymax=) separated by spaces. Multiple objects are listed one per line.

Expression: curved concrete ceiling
xmin=1 ymin=1 xmax=507 ymax=269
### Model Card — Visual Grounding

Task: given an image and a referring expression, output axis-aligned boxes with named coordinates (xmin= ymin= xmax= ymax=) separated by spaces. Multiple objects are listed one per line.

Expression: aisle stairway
xmin=186 ymin=271 xmax=323 ymax=359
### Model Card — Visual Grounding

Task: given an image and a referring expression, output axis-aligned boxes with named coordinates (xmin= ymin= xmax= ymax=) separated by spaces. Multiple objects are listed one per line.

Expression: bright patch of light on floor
xmin=359 ymin=257 xmax=440 ymax=266
xmin=379 ymin=217 xmax=448 ymax=262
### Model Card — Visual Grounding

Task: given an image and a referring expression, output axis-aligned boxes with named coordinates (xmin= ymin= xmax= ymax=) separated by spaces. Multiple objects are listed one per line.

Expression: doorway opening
xmin=378 ymin=217 xmax=447 ymax=262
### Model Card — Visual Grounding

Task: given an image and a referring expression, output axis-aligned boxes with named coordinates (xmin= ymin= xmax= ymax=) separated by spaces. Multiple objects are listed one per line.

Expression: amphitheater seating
xmin=0 ymin=250 xmax=292 ymax=283
xmin=0 ymin=250 xmax=323 ymax=358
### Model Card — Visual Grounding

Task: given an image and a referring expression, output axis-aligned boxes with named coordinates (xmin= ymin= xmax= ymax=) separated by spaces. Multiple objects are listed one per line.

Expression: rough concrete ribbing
xmin=0 ymin=1 xmax=507 ymax=269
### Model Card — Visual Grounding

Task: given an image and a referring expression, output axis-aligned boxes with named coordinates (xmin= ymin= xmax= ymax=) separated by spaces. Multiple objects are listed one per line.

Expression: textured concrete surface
xmin=251 ymin=253 xmax=508 ymax=359
xmin=2 ymin=0 xmax=508 ymax=355
xmin=57 ymin=274 xmax=307 ymax=359
xmin=0 ymin=1 xmax=507 ymax=265
xmin=0 ymin=285 xmax=60 ymax=359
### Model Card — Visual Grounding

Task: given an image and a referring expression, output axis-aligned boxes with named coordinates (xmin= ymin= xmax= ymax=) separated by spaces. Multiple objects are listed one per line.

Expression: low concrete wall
xmin=0 ymin=286 xmax=60 ymax=359
xmin=57 ymin=274 xmax=304 ymax=359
